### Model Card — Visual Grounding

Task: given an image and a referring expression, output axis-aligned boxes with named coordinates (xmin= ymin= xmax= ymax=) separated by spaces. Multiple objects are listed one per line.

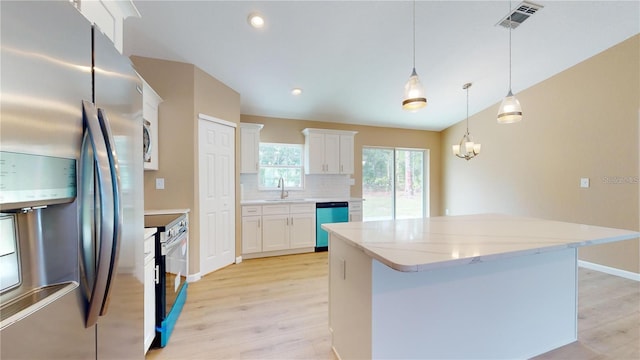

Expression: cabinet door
xmin=349 ymin=201 xmax=362 ymax=222
xmin=305 ymin=132 xmax=326 ymax=174
xmin=339 ymin=135 xmax=354 ymax=174
xmin=79 ymin=0 xmax=139 ymax=54
xmin=289 ymin=212 xmax=316 ymax=249
xmin=262 ymin=214 xmax=289 ymax=251
xmin=324 ymin=134 xmax=340 ymax=174
xmin=241 ymin=216 xmax=262 ymax=254
xmin=240 ymin=128 xmax=259 ymax=173
xmin=143 ymin=257 xmax=155 ymax=352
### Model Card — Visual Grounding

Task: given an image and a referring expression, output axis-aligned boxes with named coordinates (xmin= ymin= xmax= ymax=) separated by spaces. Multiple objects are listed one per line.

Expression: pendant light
xmin=497 ymin=0 xmax=522 ymax=123
xmin=452 ymin=83 xmax=481 ymax=161
xmin=402 ymin=0 xmax=426 ymax=111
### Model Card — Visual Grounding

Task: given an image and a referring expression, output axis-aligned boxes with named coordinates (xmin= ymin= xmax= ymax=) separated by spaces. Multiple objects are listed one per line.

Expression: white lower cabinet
xmin=262 ymin=214 xmax=290 ymax=251
xmin=349 ymin=200 xmax=363 ymax=222
xmin=289 ymin=211 xmax=316 ymax=248
xmin=143 ymin=231 xmax=156 ymax=353
xmin=241 ymin=215 xmax=262 ymax=254
xmin=242 ymin=203 xmax=316 ymax=258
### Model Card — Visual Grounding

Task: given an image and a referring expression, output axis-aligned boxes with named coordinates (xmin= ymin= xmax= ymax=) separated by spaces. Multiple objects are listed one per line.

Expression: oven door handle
xmin=163 ymin=232 xmax=187 ymax=253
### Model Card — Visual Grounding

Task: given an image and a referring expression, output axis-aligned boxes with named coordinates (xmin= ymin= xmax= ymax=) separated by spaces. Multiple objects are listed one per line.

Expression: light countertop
xmin=241 ymin=198 xmax=362 ymax=206
xmin=322 ymin=213 xmax=639 ymax=272
xmin=144 ymin=227 xmax=157 ymax=239
xmin=144 ymin=208 xmax=191 ymax=215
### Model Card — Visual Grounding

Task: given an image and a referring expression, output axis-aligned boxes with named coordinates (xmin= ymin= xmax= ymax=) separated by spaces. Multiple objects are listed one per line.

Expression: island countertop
xmin=322 ymin=213 xmax=639 ymax=272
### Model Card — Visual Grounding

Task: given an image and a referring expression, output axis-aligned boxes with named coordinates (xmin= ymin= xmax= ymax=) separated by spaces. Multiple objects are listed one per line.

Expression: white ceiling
xmin=124 ymin=1 xmax=639 ymax=131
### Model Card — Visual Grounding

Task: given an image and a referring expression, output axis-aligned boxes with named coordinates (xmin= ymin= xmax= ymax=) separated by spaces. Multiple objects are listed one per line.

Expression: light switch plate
xmin=580 ymin=178 xmax=590 ymax=188
xmin=156 ymin=178 xmax=165 ymax=190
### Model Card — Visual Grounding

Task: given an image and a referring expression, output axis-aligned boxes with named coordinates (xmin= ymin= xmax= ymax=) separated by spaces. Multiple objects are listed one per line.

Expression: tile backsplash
xmin=241 ymin=173 xmax=351 ymax=201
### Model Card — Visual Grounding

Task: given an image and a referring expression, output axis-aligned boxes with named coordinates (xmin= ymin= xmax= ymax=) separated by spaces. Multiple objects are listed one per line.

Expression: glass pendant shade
xmin=402 ymin=68 xmax=427 ymax=111
xmin=497 ymin=89 xmax=523 ymax=124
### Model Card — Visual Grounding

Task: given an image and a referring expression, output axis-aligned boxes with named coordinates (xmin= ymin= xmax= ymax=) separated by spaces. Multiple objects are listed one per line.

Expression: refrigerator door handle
xmin=96 ymin=107 xmax=123 ymax=317
xmin=81 ymin=100 xmax=117 ymax=328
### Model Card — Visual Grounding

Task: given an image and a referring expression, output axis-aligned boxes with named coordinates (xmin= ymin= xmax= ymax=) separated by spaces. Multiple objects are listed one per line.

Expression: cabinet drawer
xmin=290 ymin=203 xmax=315 ymax=214
xmin=242 ymin=206 xmax=262 ymax=216
xmin=349 ymin=201 xmax=362 ymax=212
xmin=262 ymin=204 xmax=289 ymax=215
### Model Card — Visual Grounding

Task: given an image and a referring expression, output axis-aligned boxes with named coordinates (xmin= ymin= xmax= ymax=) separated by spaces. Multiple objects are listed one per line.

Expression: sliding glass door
xmin=362 ymin=147 xmax=427 ymax=221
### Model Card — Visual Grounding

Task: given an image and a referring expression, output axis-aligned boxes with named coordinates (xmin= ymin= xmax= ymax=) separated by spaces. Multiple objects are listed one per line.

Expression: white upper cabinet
xmin=240 ymin=123 xmax=263 ymax=174
xmin=302 ymin=128 xmax=357 ymax=175
xmin=76 ymin=0 xmax=140 ymax=54
xmin=142 ymin=78 xmax=162 ymax=171
xmin=339 ymin=134 xmax=355 ymax=174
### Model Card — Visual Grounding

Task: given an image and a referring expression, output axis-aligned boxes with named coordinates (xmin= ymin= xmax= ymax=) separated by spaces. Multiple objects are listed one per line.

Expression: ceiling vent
xmin=496 ymin=1 xmax=544 ymax=29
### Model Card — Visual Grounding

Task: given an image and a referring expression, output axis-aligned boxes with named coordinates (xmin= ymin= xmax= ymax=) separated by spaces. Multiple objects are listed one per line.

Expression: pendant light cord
xmin=508 ymin=0 xmax=512 ymax=92
xmin=412 ymin=0 xmax=416 ymax=69
xmin=466 ymin=85 xmax=469 ymax=134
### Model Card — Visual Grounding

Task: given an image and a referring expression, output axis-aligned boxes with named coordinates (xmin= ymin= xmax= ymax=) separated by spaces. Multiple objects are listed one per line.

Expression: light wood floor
xmin=146 ymin=252 xmax=639 ymax=360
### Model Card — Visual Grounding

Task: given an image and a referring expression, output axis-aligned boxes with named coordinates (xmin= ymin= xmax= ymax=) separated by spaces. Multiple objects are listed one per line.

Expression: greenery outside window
xmin=259 ymin=143 xmax=304 ymax=190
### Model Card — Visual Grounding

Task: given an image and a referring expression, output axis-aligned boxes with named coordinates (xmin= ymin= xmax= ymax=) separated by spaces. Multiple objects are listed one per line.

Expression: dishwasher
xmin=315 ymin=201 xmax=349 ymax=251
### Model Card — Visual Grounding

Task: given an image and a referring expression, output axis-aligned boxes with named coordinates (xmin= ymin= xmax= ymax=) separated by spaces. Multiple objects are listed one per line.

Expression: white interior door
xmin=198 ymin=116 xmax=236 ymax=276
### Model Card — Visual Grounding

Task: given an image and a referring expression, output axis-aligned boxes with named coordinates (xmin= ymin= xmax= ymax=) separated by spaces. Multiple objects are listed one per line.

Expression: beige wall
xmin=241 ymin=115 xmax=442 ymax=217
xmin=441 ymin=35 xmax=640 ymax=273
xmin=131 ymin=56 xmax=240 ymax=275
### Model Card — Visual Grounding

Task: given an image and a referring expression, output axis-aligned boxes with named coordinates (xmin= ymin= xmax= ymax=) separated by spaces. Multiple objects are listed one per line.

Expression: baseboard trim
xmin=187 ymin=272 xmax=201 ymax=283
xmin=236 ymin=256 xmax=242 ymax=264
xmin=242 ymin=247 xmax=315 ymax=260
xmin=578 ymin=260 xmax=640 ymax=282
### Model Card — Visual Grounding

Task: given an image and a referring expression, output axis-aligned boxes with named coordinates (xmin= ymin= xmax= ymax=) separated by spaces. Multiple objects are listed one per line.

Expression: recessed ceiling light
xmin=291 ymin=88 xmax=303 ymax=96
xmin=247 ymin=13 xmax=265 ymax=29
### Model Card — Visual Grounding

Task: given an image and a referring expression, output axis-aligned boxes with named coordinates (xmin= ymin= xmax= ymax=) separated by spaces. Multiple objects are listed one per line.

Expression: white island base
xmin=325 ymin=214 xmax=639 ymax=359
xmin=330 ymin=236 xmax=576 ymax=359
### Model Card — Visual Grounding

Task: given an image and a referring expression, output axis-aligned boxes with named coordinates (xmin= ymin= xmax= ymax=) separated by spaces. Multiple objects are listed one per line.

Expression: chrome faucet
xmin=277 ymin=176 xmax=289 ymax=199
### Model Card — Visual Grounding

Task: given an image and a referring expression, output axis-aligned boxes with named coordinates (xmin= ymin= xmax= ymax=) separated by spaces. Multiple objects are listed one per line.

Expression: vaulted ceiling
xmin=124 ymin=1 xmax=639 ymax=131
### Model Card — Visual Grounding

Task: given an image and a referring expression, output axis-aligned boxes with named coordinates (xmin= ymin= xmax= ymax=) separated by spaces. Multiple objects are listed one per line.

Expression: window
xmin=259 ymin=143 xmax=304 ymax=189
xmin=362 ymin=147 xmax=428 ymax=221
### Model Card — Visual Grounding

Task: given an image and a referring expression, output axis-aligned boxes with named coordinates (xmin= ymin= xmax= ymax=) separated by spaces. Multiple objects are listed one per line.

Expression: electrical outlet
xmin=580 ymin=178 xmax=590 ymax=188
xmin=156 ymin=178 xmax=165 ymax=190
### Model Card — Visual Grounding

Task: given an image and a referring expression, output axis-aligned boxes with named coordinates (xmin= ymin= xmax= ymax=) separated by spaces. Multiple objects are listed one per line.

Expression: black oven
xmin=144 ymin=213 xmax=188 ymax=348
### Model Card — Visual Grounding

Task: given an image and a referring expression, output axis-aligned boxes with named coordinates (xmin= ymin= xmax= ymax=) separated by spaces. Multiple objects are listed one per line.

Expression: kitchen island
xmin=322 ymin=214 xmax=639 ymax=359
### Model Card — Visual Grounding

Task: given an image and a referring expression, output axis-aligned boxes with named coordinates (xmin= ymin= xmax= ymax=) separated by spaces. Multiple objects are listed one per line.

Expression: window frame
xmin=361 ymin=146 xmax=429 ymax=221
xmin=258 ymin=142 xmax=305 ymax=191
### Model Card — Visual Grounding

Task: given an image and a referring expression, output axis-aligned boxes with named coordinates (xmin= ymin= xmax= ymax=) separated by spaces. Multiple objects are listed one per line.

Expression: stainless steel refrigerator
xmin=0 ymin=1 xmax=144 ymax=358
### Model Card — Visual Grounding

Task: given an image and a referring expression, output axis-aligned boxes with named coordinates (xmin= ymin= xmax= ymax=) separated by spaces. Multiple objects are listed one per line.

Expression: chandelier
xmin=452 ymin=83 xmax=481 ymax=160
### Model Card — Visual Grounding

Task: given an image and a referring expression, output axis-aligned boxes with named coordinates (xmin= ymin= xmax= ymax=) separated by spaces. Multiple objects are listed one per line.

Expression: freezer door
xmin=0 ymin=1 xmax=95 ymax=358
xmin=92 ymin=27 xmax=145 ymax=358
